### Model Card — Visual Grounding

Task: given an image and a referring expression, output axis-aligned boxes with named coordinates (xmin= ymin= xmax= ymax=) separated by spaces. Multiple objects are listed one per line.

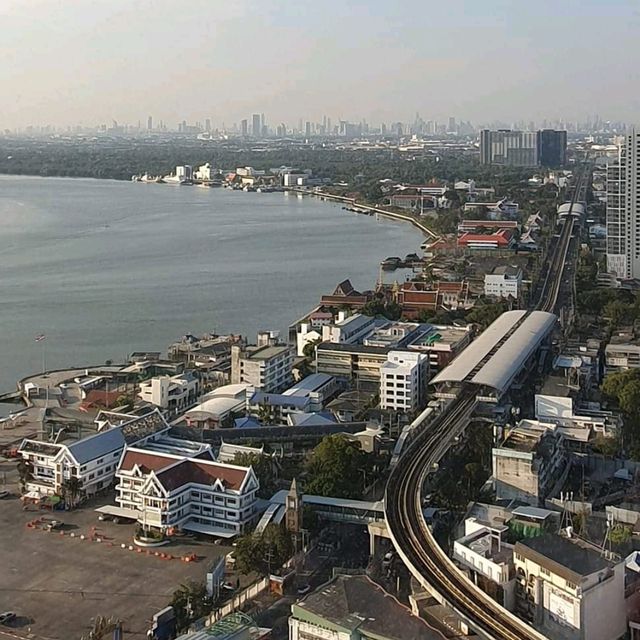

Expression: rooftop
xmin=244 ymin=344 xmax=291 ymax=361
xmin=515 ymin=534 xmax=615 ymax=583
xmin=293 ymin=575 xmax=445 ymax=640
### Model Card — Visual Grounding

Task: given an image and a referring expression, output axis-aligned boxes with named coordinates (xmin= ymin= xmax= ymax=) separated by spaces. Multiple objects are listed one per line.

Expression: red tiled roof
xmin=119 ymin=449 xmax=180 ymax=474
xmin=155 ymin=460 xmax=248 ymax=492
xmin=458 ymin=229 xmax=512 ymax=246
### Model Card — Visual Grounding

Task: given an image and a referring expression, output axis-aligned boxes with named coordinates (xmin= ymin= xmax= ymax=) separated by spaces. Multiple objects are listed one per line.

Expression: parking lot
xmin=0 ymin=491 xmax=230 ymax=639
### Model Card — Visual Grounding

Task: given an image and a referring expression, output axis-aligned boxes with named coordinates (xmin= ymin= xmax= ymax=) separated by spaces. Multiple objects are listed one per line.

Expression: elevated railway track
xmin=384 ymin=163 xmax=591 ymax=639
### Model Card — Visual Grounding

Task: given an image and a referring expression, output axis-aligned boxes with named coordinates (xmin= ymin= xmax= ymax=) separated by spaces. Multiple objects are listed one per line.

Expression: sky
xmin=1 ymin=0 xmax=639 ymax=129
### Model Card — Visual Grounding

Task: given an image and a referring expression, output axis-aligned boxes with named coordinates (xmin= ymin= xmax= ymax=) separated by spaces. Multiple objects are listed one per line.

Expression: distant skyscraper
xmin=607 ymin=129 xmax=640 ymax=279
xmin=448 ymin=116 xmax=456 ymax=133
xmin=480 ymin=129 xmax=538 ymax=166
xmin=537 ymin=129 xmax=567 ymax=167
xmin=252 ymin=114 xmax=261 ymax=137
xmin=205 ymin=118 xmax=211 ymax=131
xmin=147 ymin=115 xmax=153 ymax=131
xmin=241 ymin=119 xmax=248 ymax=136
xmin=305 ymin=121 xmax=311 ymax=137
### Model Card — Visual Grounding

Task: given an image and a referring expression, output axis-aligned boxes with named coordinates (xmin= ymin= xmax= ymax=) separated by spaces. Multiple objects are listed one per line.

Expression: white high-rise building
xmin=380 ymin=350 xmax=428 ymax=412
xmin=607 ymin=128 xmax=640 ymax=279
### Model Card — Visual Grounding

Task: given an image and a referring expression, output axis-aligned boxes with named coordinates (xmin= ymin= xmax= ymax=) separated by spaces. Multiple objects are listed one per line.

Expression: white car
xmin=0 ymin=611 xmax=16 ymax=625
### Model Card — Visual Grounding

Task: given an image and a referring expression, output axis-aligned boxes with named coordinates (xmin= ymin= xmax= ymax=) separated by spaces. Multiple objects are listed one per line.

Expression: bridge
xmin=384 ymin=162 xmax=590 ymax=639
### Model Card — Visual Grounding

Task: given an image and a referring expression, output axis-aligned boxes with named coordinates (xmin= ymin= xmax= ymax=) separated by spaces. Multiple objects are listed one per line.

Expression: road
xmin=384 ymin=163 xmax=590 ymax=639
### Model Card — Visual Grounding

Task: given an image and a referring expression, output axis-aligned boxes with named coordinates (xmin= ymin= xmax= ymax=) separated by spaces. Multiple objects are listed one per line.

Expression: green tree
xmin=170 ymin=581 xmax=212 ymax=631
xmin=466 ymin=299 xmax=509 ymax=330
xmin=234 ymin=524 xmax=292 ymax=575
xmin=232 ymin=452 xmax=276 ymax=499
xmin=257 ymin=401 xmax=277 ymax=426
xmin=17 ymin=458 xmax=33 ymax=492
xmin=305 ymin=435 xmax=369 ymax=499
xmin=60 ymin=476 xmax=84 ymax=509
xmin=609 ymin=524 xmax=632 ymax=545
xmin=602 ymin=369 xmax=640 ymax=459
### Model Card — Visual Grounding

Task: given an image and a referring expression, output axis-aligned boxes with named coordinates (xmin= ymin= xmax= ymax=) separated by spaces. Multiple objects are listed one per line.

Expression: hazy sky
xmin=1 ymin=0 xmax=639 ymax=129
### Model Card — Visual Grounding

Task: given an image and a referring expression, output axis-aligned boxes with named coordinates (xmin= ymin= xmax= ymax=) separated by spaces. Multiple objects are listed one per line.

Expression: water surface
xmin=0 ymin=176 xmax=420 ymax=392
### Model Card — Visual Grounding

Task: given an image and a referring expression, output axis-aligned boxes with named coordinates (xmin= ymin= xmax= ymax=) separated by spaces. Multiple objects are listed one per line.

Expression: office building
xmin=252 ymin=114 xmax=261 ymax=137
xmin=514 ymin=534 xmax=626 ymax=640
xmin=147 ymin=115 xmax=153 ymax=131
xmin=138 ymin=372 xmax=199 ymax=413
xmin=538 ymin=129 xmax=567 ymax=167
xmin=480 ymin=129 xmax=539 ymax=166
xmin=240 ymin=119 xmax=248 ymax=136
xmin=19 ymin=409 xmax=170 ymax=498
xmin=479 ymin=129 xmax=566 ymax=168
xmin=607 ymin=129 xmax=640 ymax=279
xmin=380 ymin=350 xmax=429 ymax=412
xmin=114 ymin=447 xmax=259 ymax=537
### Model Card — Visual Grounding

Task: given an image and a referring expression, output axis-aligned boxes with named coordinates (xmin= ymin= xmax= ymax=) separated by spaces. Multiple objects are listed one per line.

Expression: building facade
xmin=607 ymin=129 xmax=640 ymax=279
xmin=380 ymin=350 xmax=429 ymax=412
xmin=492 ymin=424 xmax=568 ymax=505
xmin=484 ymin=265 xmax=523 ymax=300
xmin=480 ymin=130 xmax=539 ymax=167
xmin=231 ymin=334 xmax=294 ymax=393
xmin=138 ymin=372 xmax=199 ymax=412
xmin=514 ymin=535 xmax=626 ymax=640
xmin=115 ymin=448 xmax=259 ymax=537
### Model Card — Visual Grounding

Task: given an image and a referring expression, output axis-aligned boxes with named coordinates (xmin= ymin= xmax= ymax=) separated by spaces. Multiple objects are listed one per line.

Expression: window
xmin=540 ymin=567 xmax=550 ymax=577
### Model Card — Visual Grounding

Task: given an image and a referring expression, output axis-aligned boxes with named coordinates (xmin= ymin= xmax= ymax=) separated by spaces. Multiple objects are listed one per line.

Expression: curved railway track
xmin=384 ymin=164 xmax=590 ymax=639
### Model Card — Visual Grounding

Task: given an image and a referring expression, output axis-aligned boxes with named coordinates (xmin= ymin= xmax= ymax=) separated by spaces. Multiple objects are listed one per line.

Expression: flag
xmin=35 ymin=334 xmax=46 ymax=342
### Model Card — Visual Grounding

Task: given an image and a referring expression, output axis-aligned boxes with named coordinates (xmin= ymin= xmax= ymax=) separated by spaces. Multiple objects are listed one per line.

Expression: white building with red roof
xmin=113 ymin=447 xmax=259 ymax=538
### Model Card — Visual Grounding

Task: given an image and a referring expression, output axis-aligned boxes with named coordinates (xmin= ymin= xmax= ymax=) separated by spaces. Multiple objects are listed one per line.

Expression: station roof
xmin=430 ymin=311 xmax=526 ymax=385
xmin=431 ymin=310 xmax=556 ymax=395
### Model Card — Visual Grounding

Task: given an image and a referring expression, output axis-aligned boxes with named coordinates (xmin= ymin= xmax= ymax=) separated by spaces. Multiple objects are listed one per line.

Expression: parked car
xmin=297 ymin=584 xmax=311 ymax=596
xmin=0 ymin=611 xmax=16 ymax=625
xmin=0 ymin=490 xmax=11 ymax=499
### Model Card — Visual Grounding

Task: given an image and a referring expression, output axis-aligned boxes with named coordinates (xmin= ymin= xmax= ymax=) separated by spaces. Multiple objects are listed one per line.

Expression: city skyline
xmin=1 ymin=0 xmax=639 ymax=130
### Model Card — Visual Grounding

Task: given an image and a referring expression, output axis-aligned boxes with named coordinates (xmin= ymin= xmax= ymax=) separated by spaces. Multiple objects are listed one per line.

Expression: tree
xmin=304 ymin=435 xmax=369 ymax=499
xmin=609 ymin=524 xmax=632 ymax=545
xmin=602 ymin=369 xmax=640 ymax=459
xmin=170 ymin=581 xmax=212 ymax=631
xmin=60 ymin=476 xmax=84 ymax=509
xmin=234 ymin=524 xmax=292 ymax=575
xmin=17 ymin=458 xmax=33 ymax=492
xmin=232 ymin=452 xmax=276 ymax=499
xmin=466 ymin=299 xmax=509 ymax=330
xmin=256 ymin=401 xmax=277 ymax=426
xmin=302 ymin=338 xmax=321 ymax=361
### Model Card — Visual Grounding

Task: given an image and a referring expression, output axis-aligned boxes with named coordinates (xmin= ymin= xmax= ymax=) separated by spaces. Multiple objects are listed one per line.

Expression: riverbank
xmin=291 ymin=188 xmax=439 ymax=240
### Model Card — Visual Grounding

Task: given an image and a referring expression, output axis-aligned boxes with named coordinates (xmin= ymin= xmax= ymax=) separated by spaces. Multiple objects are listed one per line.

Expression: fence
xmin=204 ymin=577 xmax=269 ymax=625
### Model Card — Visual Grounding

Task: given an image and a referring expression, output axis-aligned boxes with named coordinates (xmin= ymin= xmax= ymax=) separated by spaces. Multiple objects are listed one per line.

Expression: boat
xmin=381 ymin=256 xmax=401 ymax=270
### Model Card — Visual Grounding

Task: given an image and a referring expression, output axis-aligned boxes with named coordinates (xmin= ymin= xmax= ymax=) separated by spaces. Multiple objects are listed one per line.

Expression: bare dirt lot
xmin=0 ymin=493 xmax=230 ymax=640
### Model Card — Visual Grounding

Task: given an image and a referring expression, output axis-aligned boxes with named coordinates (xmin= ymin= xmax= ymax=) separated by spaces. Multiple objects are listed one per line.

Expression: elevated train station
xmin=430 ymin=310 xmax=557 ymax=403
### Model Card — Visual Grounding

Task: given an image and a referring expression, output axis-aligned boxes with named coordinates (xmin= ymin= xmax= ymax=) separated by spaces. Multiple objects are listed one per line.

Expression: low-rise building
xmin=138 ymin=372 xmax=199 ymax=412
xmin=458 ymin=229 xmax=514 ymax=250
xmin=605 ymin=342 xmax=640 ymax=371
xmin=231 ymin=333 xmax=294 ymax=393
xmin=247 ymin=373 xmax=340 ymax=421
xmin=514 ymin=534 xmax=626 ymax=640
xmin=453 ymin=526 xmax=516 ymax=611
xmin=319 ymin=279 xmax=370 ymax=310
xmin=114 ymin=447 xmax=259 ymax=538
xmin=19 ymin=409 xmax=170 ymax=498
xmin=484 ymin=265 xmax=523 ymax=300
xmin=184 ymin=383 xmax=251 ymax=429
xmin=492 ymin=422 xmax=568 ymax=505
xmin=289 ymin=574 xmax=446 ymax=640
xmin=380 ymin=350 xmax=429 ymax=412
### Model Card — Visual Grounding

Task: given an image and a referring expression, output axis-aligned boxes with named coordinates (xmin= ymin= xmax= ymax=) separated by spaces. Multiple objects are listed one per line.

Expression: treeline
xmin=0 ymin=138 xmax=533 ymax=187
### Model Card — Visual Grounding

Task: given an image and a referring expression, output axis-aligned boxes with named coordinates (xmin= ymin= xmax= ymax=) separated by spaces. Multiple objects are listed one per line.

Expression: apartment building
xmin=114 ymin=447 xmax=259 ymax=537
xmin=138 ymin=372 xmax=199 ymax=412
xmin=492 ymin=423 xmax=568 ymax=505
xmin=514 ymin=534 xmax=626 ymax=640
xmin=231 ymin=332 xmax=294 ymax=393
xmin=605 ymin=342 xmax=640 ymax=371
xmin=19 ymin=409 xmax=170 ymax=498
xmin=606 ymin=129 xmax=640 ymax=279
xmin=380 ymin=350 xmax=429 ymax=412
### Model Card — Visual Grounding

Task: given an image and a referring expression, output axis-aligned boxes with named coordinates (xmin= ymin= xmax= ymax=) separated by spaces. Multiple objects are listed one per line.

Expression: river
xmin=0 ymin=175 xmax=421 ymax=393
